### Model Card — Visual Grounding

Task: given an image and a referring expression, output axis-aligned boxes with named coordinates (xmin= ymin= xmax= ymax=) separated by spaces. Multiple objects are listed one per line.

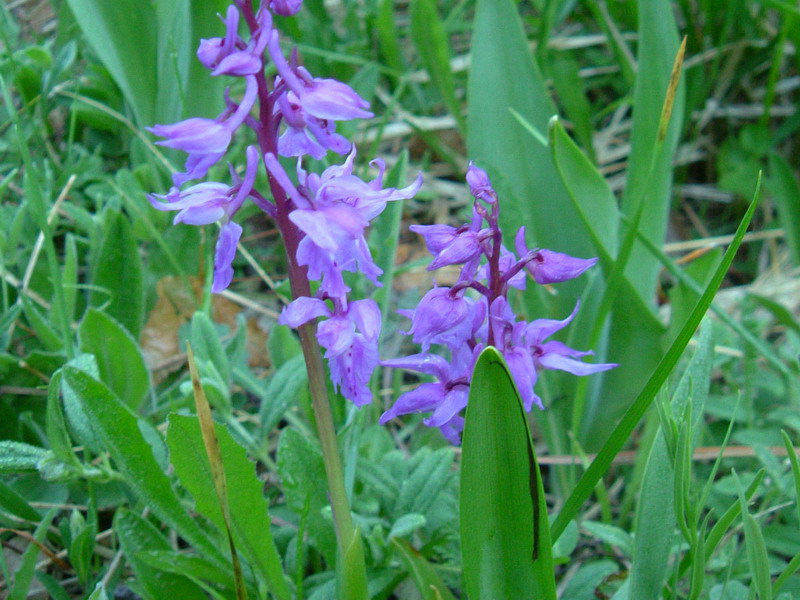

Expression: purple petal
xmin=466 ymin=161 xmax=496 ymax=203
xmin=279 ymin=296 xmax=331 ymax=328
xmin=504 ymin=347 xmax=540 ymax=411
xmin=328 ymin=335 xmax=377 ymax=406
xmin=278 ymin=126 xmax=328 ymax=159
xmin=428 ymin=231 xmax=482 ymax=270
xmin=379 ymin=382 xmax=445 ymax=423
xmin=438 ymin=415 xmax=464 ymax=445
xmin=174 ymin=151 xmax=225 ymax=187
xmin=528 ymin=249 xmax=598 ymax=284
xmin=301 ymin=78 xmax=373 ymax=121
xmin=269 ymin=0 xmax=303 ymax=16
xmin=175 ymin=203 xmax=226 ymax=226
xmin=212 ymin=51 xmax=263 ymax=77
xmin=211 ymin=221 xmax=242 ymax=293
xmin=348 ymin=299 xmax=381 ymax=340
xmin=537 ymin=352 xmax=618 ymax=376
xmin=410 ymin=224 xmax=457 ymax=255
xmin=525 ymin=301 xmax=580 ymax=344
xmin=317 ymin=316 xmax=355 ymax=357
xmin=424 ymin=387 xmax=468 ymax=428
xmin=380 ymin=353 xmax=450 ymax=381
xmin=149 ymin=118 xmax=231 ymax=154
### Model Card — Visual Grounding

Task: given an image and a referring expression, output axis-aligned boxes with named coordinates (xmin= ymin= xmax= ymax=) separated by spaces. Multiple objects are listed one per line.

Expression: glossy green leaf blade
xmin=467 ymin=0 xmax=591 ymax=295
xmin=620 ymin=0 xmax=684 ymax=304
xmin=78 ymin=308 xmax=150 ymax=411
xmin=61 ymin=367 xmax=225 ymax=564
xmin=392 ymin=538 xmax=458 ymax=600
xmin=552 ymin=178 xmax=762 ymax=541
xmin=549 ymin=117 xmax=619 ymax=260
xmin=167 ymin=413 xmax=291 ymax=600
xmin=460 ymin=347 xmax=556 ymax=600
xmin=62 ymin=0 xmax=157 ymax=126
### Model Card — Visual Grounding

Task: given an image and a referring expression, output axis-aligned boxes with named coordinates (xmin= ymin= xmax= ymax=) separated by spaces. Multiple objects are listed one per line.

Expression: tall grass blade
xmin=551 ymin=176 xmax=763 ymax=541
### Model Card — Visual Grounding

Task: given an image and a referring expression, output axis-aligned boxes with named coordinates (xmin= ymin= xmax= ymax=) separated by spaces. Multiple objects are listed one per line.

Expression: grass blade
xmin=551 ymin=175 xmax=763 ymax=541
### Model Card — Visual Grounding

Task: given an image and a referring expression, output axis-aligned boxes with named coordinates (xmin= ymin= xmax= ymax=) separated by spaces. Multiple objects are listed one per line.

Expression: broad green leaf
xmin=185 ymin=345 xmax=248 ymax=600
xmin=137 ymin=550 xmax=234 ymax=588
xmin=389 ymin=513 xmax=426 ymax=539
xmin=114 ymin=508 xmax=208 ymax=599
xmin=268 ymin=324 xmax=302 ymax=369
xmin=78 ymin=308 xmax=150 ymax=411
xmin=391 ymin=538 xmax=458 ymax=600
xmin=45 ymin=371 xmax=79 ymax=466
xmin=20 ymin=296 xmax=63 ymax=352
xmin=410 ymin=0 xmax=464 ymax=132
xmin=258 ymin=353 xmax=308 ymax=437
xmin=561 ymin=559 xmax=619 ymax=600
xmin=549 ymin=117 xmax=619 ymax=260
xmin=0 ymin=479 xmax=42 ymax=522
xmin=167 ymin=413 xmax=291 ymax=600
xmin=62 ymin=0 xmax=157 ymax=126
xmin=620 ymin=0 xmax=684 ymax=304
xmin=60 ymin=353 xmax=102 ymax=452
xmin=460 ymin=347 xmax=556 ymax=600
xmin=581 ymin=521 xmax=634 ymax=558
xmin=397 ymin=447 xmax=453 ymax=516
xmin=90 ymin=210 xmax=144 ymax=338
xmin=61 ymin=367 xmax=224 ymax=564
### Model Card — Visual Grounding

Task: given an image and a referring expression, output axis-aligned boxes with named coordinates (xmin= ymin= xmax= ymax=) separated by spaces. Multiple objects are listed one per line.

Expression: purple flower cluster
xmin=380 ymin=164 xmax=617 ymax=443
xmin=147 ymin=0 xmax=420 ymax=406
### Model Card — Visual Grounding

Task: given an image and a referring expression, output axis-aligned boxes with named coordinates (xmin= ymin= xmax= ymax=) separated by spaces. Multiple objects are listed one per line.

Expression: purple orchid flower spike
xmin=381 ymin=161 xmax=616 ymax=443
